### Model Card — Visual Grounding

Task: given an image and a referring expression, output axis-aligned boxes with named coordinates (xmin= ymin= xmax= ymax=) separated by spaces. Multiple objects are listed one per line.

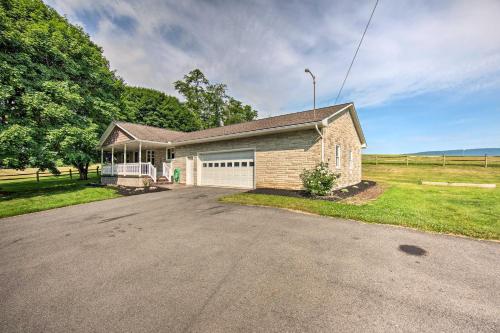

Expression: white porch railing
xmin=162 ymin=161 xmax=173 ymax=181
xmin=102 ymin=162 xmax=156 ymax=183
xmin=142 ymin=163 xmax=156 ymax=183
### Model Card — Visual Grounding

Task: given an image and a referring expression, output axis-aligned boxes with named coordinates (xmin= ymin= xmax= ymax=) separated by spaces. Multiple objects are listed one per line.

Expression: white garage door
xmin=199 ymin=150 xmax=254 ymax=189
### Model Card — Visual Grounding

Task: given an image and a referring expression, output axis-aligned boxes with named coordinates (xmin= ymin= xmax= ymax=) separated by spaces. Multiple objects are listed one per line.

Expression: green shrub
xmin=300 ymin=162 xmax=339 ymax=196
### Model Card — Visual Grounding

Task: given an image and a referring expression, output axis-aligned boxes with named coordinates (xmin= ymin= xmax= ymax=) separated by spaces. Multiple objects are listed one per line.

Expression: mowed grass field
xmin=0 ymin=174 xmax=120 ymax=219
xmin=221 ymin=164 xmax=500 ymax=240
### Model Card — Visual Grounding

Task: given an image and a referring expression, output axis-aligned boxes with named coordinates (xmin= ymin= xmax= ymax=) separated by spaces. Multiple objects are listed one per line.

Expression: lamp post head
xmin=304 ymin=68 xmax=315 ymax=80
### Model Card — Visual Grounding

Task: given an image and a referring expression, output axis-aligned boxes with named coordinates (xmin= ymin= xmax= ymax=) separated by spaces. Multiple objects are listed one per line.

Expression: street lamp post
xmin=305 ymin=68 xmax=324 ymax=162
xmin=304 ymin=68 xmax=316 ymax=118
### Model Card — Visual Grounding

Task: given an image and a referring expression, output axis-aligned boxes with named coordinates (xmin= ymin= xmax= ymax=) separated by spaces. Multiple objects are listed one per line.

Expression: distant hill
xmin=409 ymin=148 xmax=500 ymax=156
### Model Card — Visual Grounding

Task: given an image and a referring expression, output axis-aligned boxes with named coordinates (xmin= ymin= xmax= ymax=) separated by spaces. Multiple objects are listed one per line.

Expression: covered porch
xmin=100 ymin=140 xmax=176 ymax=184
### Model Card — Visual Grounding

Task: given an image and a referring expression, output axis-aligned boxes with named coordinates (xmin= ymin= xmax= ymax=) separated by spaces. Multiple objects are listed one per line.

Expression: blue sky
xmin=45 ymin=0 xmax=500 ymax=153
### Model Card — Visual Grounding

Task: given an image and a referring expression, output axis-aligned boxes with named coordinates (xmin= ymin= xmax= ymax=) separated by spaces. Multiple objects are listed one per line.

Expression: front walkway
xmin=1 ymin=187 xmax=499 ymax=332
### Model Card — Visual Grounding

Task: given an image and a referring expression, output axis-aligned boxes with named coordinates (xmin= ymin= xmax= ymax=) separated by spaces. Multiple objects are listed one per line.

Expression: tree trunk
xmin=77 ymin=163 xmax=88 ymax=180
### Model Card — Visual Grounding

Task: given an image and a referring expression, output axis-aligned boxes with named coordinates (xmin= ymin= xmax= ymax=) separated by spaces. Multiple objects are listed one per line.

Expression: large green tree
xmin=0 ymin=1 xmax=259 ymax=180
xmin=174 ymin=69 xmax=257 ymax=129
xmin=121 ymin=86 xmax=201 ymax=132
xmin=0 ymin=0 xmax=127 ymax=179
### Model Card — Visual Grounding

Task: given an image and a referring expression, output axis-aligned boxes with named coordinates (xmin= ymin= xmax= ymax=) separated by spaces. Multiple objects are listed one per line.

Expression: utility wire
xmin=335 ymin=0 xmax=379 ymax=104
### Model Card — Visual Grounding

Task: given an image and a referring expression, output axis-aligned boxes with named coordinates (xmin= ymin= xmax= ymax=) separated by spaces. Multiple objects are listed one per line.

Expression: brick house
xmin=98 ymin=102 xmax=366 ymax=189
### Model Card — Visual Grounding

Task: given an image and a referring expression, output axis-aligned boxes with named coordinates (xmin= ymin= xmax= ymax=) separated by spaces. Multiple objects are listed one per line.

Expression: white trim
xmin=136 ymin=139 xmax=171 ymax=146
xmin=185 ymin=156 xmax=194 ymax=185
xmin=111 ymin=146 xmax=114 ymax=176
xmin=253 ymin=149 xmax=257 ymax=189
xmin=349 ymin=104 xmax=367 ymax=148
xmin=123 ymin=144 xmax=127 ymax=176
xmin=196 ymin=155 xmax=202 ymax=186
xmin=335 ymin=144 xmax=341 ymax=169
xmin=138 ymin=142 xmax=142 ymax=177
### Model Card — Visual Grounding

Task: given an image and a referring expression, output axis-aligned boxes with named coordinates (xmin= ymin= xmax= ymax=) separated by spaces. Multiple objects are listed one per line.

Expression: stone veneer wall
xmin=101 ymin=176 xmax=150 ymax=187
xmin=174 ymin=129 xmax=321 ymax=189
xmin=323 ymin=111 xmax=362 ymax=188
xmin=173 ymin=111 xmax=362 ymax=190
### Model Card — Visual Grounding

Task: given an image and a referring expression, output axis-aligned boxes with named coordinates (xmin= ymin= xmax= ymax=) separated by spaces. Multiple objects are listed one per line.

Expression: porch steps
xmin=154 ymin=176 xmax=172 ymax=185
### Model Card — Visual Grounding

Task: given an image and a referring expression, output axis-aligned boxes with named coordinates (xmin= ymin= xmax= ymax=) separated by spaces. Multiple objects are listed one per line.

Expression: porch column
xmin=111 ymin=146 xmax=114 ymax=176
xmin=101 ymin=148 xmax=103 ymax=166
xmin=124 ymin=144 xmax=127 ymax=176
xmin=138 ymin=142 xmax=142 ymax=177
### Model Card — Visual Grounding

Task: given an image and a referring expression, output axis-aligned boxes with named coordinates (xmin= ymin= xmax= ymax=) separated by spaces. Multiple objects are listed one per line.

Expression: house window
xmin=234 ymin=162 xmax=240 ymax=167
xmin=167 ymin=148 xmax=175 ymax=159
xmin=349 ymin=150 xmax=354 ymax=169
xmin=146 ymin=150 xmax=155 ymax=165
xmin=227 ymin=162 xmax=233 ymax=167
xmin=242 ymin=161 xmax=248 ymax=167
xmin=221 ymin=162 xmax=226 ymax=167
xmin=208 ymin=163 xmax=213 ymax=167
xmin=214 ymin=162 xmax=219 ymax=167
xmin=335 ymin=145 xmax=341 ymax=168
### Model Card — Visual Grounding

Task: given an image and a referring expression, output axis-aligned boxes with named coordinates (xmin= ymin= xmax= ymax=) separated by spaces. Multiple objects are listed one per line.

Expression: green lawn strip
xmin=0 ymin=176 xmax=121 ymax=218
xmin=220 ymin=183 xmax=500 ymax=240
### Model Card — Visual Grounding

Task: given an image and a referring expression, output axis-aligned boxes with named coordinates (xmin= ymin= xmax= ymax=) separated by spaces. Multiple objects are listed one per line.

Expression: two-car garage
xmin=198 ymin=150 xmax=255 ymax=189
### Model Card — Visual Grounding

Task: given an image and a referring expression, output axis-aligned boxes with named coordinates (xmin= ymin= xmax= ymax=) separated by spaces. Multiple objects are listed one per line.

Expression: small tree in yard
xmin=47 ymin=125 xmax=99 ymax=180
xmin=300 ymin=162 xmax=339 ymax=196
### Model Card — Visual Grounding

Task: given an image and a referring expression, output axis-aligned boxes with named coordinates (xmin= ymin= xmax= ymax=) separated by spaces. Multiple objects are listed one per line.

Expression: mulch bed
xmin=115 ymin=186 xmax=170 ymax=196
xmin=247 ymin=180 xmax=377 ymax=202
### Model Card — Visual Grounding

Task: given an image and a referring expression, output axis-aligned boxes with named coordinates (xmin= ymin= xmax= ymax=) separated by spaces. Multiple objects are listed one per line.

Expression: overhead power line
xmin=335 ymin=0 xmax=379 ymax=104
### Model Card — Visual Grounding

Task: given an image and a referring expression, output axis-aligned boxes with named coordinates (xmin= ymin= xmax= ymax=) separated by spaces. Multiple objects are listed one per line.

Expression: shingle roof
xmin=106 ymin=103 xmax=356 ymax=145
xmin=114 ymin=122 xmax=185 ymax=142
xmin=174 ymin=103 xmax=352 ymax=143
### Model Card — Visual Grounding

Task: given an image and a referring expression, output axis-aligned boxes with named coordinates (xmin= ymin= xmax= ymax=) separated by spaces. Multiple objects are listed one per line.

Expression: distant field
xmin=362 ymin=154 xmax=500 ymax=167
xmin=0 ymin=165 xmax=101 ymax=181
xmin=222 ymin=164 xmax=500 ymax=240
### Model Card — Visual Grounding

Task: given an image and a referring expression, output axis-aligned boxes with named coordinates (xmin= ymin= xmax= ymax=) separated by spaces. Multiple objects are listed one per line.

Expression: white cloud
xmin=45 ymin=0 xmax=500 ymax=117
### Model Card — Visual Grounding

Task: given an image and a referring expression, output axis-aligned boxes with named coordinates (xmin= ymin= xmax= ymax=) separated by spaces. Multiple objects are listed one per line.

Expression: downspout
xmin=315 ymin=123 xmax=324 ymax=163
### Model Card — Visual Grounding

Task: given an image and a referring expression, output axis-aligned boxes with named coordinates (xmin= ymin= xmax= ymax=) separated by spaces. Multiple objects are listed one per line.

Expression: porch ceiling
xmin=101 ymin=140 xmax=171 ymax=152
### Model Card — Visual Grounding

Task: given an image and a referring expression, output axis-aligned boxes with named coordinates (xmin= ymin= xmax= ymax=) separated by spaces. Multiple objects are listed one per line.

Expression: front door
xmin=146 ymin=150 xmax=155 ymax=166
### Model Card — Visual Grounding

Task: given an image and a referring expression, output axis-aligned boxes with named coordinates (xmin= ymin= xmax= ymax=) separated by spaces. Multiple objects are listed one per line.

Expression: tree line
xmin=0 ymin=0 xmax=257 ymax=179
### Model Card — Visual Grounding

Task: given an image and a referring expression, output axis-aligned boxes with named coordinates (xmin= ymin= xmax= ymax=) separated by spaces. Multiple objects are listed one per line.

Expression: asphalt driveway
xmin=1 ymin=187 xmax=499 ymax=332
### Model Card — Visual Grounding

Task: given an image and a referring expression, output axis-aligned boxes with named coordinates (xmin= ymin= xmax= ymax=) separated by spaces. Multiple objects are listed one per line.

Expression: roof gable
xmin=102 ymin=127 xmax=134 ymax=146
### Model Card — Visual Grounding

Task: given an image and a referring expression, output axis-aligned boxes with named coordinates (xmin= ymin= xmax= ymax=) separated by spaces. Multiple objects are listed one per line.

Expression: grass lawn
xmin=0 ymin=175 xmax=121 ymax=219
xmin=221 ymin=165 xmax=500 ymax=240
